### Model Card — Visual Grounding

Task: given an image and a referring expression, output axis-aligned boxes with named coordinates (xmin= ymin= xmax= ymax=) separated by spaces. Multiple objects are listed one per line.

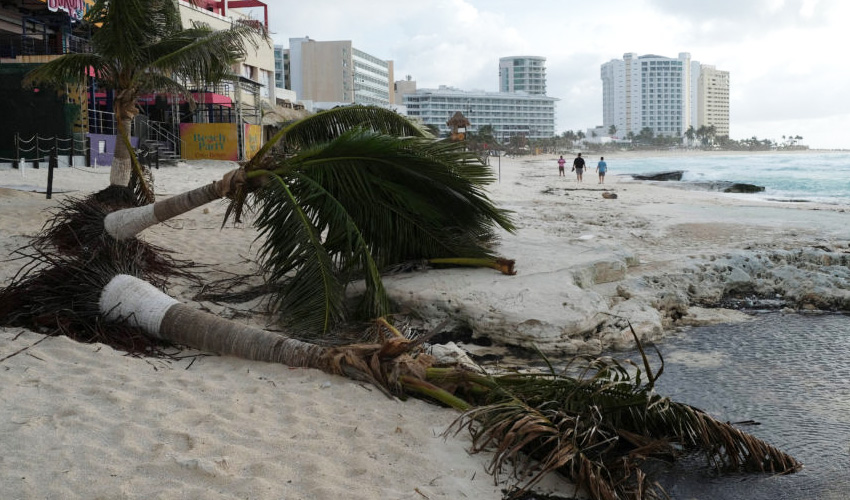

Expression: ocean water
xmin=616 ymin=313 xmax=850 ymax=500
xmin=609 ymin=152 xmax=850 ymax=205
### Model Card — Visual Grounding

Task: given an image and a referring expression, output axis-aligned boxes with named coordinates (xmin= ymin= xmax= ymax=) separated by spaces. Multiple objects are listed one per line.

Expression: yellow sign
xmin=180 ymin=123 xmax=239 ymax=161
xmin=244 ymin=124 xmax=263 ymax=159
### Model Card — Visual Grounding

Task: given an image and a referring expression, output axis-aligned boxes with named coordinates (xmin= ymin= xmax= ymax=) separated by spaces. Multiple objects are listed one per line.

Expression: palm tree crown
xmin=25 ymin=0 xmax=261 ymax=188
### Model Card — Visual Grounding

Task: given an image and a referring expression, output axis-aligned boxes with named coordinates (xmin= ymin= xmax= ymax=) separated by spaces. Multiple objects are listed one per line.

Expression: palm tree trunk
xmin=111 ymin=116 xmax=135 ymax=187
xmin=103 ymin=169 xmax=244 ymax=240
xmin=100 ymin=274 xmax=326 ymax=367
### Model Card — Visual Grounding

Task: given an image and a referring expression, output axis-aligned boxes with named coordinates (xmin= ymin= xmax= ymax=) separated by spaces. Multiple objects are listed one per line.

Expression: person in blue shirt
xmin=596 ymin=157 xmax=608 ymax=184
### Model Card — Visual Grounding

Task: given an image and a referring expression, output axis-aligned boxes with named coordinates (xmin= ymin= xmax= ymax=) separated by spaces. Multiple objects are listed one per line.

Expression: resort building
xmin=0 ymin=0 xmax=280 ymax=164
xmin=274 ymin=44 xmax=288 ymax=90
xmin=393 ymin=75 xmax=417 ymax=105
xmin=286 ymin=37 xmax=394 ymax=109
xmin=697 ymin=65 xmax=730 ymax=137
xmin=499 ymin=56 xmax=547 ymax=95
xmin=403 ymin=86 xmax=557 ymax=142
xmin=600 ymin=52 xmax=729 ymax=140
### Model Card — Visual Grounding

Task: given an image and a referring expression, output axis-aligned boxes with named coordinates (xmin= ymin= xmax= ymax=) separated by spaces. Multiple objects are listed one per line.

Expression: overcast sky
xmin=262 ymin=0 xmax=850 ymax=149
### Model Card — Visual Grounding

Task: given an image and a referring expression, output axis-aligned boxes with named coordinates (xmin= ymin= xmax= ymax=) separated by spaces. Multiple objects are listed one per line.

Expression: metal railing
xmin=0 ymin=33 xmax=91 ymax=58
xmin=144 ymin=119 xmax=184 ymax=157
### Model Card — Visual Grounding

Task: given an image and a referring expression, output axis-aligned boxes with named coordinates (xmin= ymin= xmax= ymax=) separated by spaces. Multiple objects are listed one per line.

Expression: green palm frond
xmin=86 ymin=0 xmax=182 ymax=62
xmin=246 ymin=105 xmax=431 ymax=168
xmin=245 ymin=128 xmax=514 ymax=335
xmin=275 ymin=130 xmax=513 ymax=262
xmin=253 ymin=174 xmax=347 ymax=334
xmin=147 ymin=22 xmax=261 ymax=84
xmin=23 ymin=53 xmax=108 ymax=88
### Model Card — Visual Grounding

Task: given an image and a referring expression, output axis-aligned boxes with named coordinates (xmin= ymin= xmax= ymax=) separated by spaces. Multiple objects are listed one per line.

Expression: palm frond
xmin=245 ymin=129 xmax=514 ymax=335
xmin=23 ymin=53 xmax=109 ymax=88
xmin=147 ymin=21 xmax=262 ymax=85
xmin=86 ymin=0 xmax=182 ymax=63
xmin=440 ymin=343 xmax=802 ymax=499
xmin=267 ymin=130 xmax=514 ymax=263
xmin=253 ymin=174 xmax=347 ymax=334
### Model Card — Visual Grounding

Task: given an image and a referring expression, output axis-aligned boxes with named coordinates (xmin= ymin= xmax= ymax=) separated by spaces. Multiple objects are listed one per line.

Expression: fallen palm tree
xmin=0 ymin=238 xmax=802 ymax=499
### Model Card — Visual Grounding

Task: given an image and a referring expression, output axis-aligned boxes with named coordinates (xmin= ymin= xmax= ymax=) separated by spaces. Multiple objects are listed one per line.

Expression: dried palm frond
xmin=434 ymin=329 xmax=801 ymax=499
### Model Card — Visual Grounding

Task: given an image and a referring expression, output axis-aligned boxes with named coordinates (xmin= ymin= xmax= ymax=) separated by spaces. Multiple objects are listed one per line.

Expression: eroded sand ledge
xmin=382 ymin=155 xmax=850 ymax=354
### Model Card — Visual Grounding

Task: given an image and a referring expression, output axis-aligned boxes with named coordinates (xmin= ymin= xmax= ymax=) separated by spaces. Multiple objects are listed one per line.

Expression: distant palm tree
xmin=607 ymin=125 xmax=617 ymax=137
xmin=685 ymin=125 xmax=696 ymax=145
xmin=24 ymin=0 xmax=261 ymax=199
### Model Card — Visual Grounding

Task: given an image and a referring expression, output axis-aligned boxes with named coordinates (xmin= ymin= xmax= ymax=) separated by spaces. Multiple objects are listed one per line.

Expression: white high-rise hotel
xmin=601 ymin=53 xmax=729 ymax=139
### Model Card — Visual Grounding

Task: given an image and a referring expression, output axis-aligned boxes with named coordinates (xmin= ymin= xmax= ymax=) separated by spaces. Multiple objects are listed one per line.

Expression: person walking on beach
xmin=557 ymin=155 xmax=566 ymax=176
xmin=572 ymin=153 xmax=586 ymax=182
xmin=596 ymin=156 xmax=608 ymax=184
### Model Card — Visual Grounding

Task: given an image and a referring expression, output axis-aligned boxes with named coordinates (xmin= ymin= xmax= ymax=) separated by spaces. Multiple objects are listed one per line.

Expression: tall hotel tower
xmin=499 ymin=56 xmax=547 ymax=95
xmin=601 ymin=53 xmax=729 ymax=139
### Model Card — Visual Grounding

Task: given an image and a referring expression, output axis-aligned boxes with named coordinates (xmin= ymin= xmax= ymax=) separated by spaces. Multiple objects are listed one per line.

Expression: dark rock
xmin=632 ymin=170 xmax=684 ymax=181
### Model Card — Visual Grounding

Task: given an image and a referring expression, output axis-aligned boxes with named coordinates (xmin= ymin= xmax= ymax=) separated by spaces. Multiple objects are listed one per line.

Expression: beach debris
xmin=723 ymin=182 xmax=766 ymax=193
xmin=601 ymin=192 xmax=618 ymax=199
xmin=434 ymin=326 xmax=802 ymax=500
xmin=631 ymin=170 xmax=684 ymax=181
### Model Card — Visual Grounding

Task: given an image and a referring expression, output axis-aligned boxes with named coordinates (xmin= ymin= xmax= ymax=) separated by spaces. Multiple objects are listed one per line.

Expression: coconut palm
xmin=23 ymin=0 xmax=261 ymax=198
xmin=0 ymin=240 xmax=801 ymax=500
xmin=26 ymin=105 xmax=515 ymax=339
xmin=228 ymin=106 xmax=516 ymax=336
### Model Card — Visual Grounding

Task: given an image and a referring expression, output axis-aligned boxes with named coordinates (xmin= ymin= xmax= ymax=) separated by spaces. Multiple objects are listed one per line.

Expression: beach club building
xmin=0 ymin=0 xmax=280 ymax=165
xmin=403 ymin=86 xmax=557 ymax=142
xmin=600 ymin=52 xmax=729 ymax=141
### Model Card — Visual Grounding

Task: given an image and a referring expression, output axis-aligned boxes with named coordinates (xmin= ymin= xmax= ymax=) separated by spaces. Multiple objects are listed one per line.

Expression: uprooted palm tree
xmin=36 ymin=106 xmax=516 ymax=338
xmin=24 ymin=0 xmax=262 ymax=200
xmin=0 ymin=243 xmax=802 ymax=499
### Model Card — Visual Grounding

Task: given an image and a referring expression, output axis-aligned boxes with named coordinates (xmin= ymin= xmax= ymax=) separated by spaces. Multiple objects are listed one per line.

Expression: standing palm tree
xmin=24 ymin=0 xmax=261 ymax=196
xmin=685 ymin=125 xmax=696 ymax=146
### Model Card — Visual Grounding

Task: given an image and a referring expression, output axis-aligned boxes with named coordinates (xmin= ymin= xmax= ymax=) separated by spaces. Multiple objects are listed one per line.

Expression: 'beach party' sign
xmin=180 ymin=123 xmax=239 ymax=161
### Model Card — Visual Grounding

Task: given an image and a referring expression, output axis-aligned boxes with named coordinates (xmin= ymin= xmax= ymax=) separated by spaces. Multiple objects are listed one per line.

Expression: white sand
xmin=1 ymin=154 xmax=847 ymax=499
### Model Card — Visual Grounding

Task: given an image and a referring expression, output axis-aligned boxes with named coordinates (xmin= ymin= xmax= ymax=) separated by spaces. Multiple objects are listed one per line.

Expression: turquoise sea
xmin=610 ymin=151 xmax=850 ymax=205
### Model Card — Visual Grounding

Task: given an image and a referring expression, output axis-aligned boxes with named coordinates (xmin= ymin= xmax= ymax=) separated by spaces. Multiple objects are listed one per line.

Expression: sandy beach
xmin=1 ymin=153 xmax=848 ymax=499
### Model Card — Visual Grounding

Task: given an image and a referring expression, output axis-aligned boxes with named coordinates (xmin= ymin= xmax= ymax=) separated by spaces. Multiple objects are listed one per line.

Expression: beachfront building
xmin=601 ymin=52 xmax=729 ymax=141
xmin=0 ymin=0 xmax=96 ymax=161
xmin=286 ymin=37 xmax=394 ymax=110
xmin=0 ymin=0 xmax=279 ymax=164
xmin=403 ymin=86 xmax=557 ymax=142
xmin=274 ymin=45 xmax=288 ymax=91
xmin=499 ymin=56 xmax=547 ymax=95
xmin=393 ymin=75 xmax=417 ymax=105
xmin=697 ymin=65 xmax=730 ymax=137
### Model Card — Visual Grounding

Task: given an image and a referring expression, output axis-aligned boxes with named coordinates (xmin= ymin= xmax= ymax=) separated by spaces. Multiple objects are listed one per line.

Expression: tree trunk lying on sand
xmin=103 ymin=169 xmax=246 ymax=240
xmin=98 ymin=274 xmax=429 ymax=396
